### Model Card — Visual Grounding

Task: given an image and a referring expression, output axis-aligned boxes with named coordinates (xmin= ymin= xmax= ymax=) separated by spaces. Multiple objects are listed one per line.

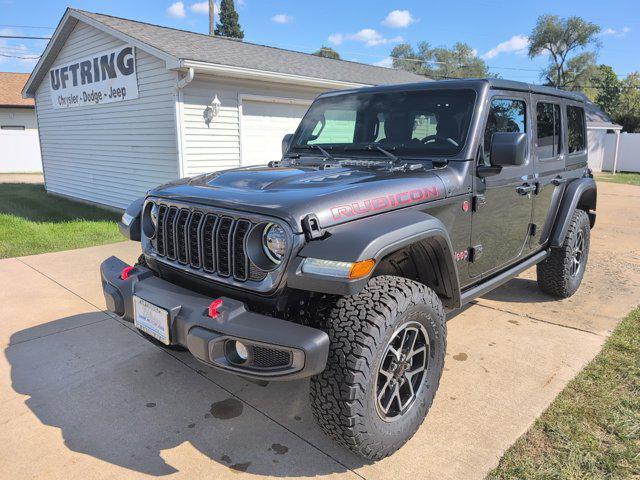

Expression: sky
xmin=1 ymin=0 xmax=638 ymax=84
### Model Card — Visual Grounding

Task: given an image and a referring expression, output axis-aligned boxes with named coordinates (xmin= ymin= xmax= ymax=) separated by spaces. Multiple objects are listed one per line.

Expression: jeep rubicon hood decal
xmin=149 ymin=165 xmax=446 ymax=233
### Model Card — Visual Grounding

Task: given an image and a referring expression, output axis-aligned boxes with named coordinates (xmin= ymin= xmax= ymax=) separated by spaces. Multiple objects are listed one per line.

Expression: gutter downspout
xmin=175 ymin=67 xmax=195 ymax=178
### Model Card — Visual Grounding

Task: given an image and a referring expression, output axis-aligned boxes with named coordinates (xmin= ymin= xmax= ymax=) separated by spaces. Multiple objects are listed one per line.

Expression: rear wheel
xmin=537 ymin=209 xmax=590 ymax=298
xmin=309 ymin=276 xmax=446 ymax=460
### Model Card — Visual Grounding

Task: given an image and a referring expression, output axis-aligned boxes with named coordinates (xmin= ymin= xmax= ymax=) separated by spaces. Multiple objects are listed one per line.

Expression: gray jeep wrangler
xmin=101 ymin=79 xmax=596 ymax=459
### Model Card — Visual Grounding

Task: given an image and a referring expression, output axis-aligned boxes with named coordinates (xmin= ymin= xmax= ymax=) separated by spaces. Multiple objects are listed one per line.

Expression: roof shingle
xmin=0 ymin=72 xmax=34 ymax=107
xmin=76 ymin=9 xmax=426 ymax=86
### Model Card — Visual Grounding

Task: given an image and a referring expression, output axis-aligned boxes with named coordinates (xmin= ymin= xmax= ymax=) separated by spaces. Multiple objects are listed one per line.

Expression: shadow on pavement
xmin=480 ymin=277 xmax=556 ymax=304
xmin=6 ymin=313 xmax=363 ymax=477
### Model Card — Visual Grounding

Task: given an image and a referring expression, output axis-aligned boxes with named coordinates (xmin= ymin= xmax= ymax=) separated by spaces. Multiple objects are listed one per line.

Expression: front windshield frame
xmin=290 ymin=88 xmax=478 ymax=159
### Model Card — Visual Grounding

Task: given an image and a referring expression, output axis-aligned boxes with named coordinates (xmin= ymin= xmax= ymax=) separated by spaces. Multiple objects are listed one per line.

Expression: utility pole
xmin=209 ymin=0 xmax=215 ymax=36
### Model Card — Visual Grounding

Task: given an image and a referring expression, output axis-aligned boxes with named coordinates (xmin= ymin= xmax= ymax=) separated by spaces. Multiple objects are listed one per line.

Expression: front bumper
xmin=100 ymin=256 xmax=329 ymax=380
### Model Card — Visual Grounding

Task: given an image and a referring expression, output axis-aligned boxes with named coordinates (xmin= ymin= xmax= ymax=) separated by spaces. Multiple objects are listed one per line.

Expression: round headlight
xmin=143 ymin=201 xmax=158 ymax=238
xmin=262 ymin=223 xmax=286 ymax=263
xmin=150 ymin=203 xmax=159 ymax=228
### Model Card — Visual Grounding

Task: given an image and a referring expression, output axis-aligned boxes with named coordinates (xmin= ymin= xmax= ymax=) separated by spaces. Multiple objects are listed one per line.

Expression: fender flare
xmin=287 ymin=209 xmax=460 ymax=306
xmin=550 ymin=177 xmax=596 ymax=247
xmin=118 ymin=197 xmax=144 ymax=241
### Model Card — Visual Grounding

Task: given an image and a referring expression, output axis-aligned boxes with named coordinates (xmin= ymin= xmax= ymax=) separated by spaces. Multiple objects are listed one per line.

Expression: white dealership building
xmin=23 ymin=8 xmax=423 ymax=209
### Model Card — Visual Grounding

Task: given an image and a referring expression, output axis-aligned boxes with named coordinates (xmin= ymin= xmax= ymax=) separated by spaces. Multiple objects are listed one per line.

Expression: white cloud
xmin=237 ymin=0 xmax=245 ymax=5
xmin=602 ymin=26 xmax=631 ymax=37
xmin=373 ymin=57 xmax=393 ymax=68
xmin=329 ymin=29 xmax=402 ymax=47
xmin=271 ymin=14 xmax=293 ymax=24
xmin=382 ymin=10 xmax=415 ymax=28
xmin=166 ymin=1 xmax=186 ymax=18
xmin=481 ymin=34 xmax=529 ymax=60
xmin=0 ymin=28 xmax=40 ymax=67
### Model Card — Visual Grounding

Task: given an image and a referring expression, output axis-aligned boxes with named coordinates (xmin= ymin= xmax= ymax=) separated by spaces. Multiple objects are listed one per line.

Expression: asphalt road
xmin=1 ymin=180 xmax=638 ymax=479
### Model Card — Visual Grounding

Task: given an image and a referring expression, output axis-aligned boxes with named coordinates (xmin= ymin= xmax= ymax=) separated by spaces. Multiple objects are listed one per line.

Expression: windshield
xmin=292 ymin=89 xmax=476 ymax=158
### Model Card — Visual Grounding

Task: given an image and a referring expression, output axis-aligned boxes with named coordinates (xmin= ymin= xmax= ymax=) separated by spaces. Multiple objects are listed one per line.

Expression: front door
xmin=470 ymin=92 xmax=534 ymax=277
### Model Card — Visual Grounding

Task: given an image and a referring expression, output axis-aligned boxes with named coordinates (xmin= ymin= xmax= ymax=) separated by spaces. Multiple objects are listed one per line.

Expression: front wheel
xmin=537 ymin=209 xmax=591 ymax=298
xmin=309 ymin=276 xmax=446 ymax=460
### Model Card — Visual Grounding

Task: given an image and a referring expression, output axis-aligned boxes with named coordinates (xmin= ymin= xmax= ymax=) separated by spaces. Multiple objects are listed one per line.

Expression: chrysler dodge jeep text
xmin=101 ymin=79 xmax=596 ymax=459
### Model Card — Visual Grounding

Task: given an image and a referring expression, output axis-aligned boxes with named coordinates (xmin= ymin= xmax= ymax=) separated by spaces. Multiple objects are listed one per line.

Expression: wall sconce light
xmin=203 ymin=94 xmax=222 ymax=127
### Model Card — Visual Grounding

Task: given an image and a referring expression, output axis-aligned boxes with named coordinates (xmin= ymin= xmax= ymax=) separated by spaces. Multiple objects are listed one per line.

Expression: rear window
xmin=536 ymin=102 xmax=561 ymax=159
xmin=567 ymin=105 xmax=586 ymax=154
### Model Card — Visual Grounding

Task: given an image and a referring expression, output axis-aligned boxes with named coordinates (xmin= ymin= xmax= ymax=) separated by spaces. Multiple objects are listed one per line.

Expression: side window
xmin=536 ymin=102 xmax=561 ymax=159
xmin=567 ymin=105 xmax=586 ymax=154
xmin=483 ymin=98 xmax=527 ymax=164
xmin=308 ymin=109 xmax=356 ymax=144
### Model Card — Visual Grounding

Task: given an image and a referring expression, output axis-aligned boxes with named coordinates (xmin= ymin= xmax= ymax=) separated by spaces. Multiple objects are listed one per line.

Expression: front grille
xmin=153 ymin=203 xmax=264 ymax=283
xmin=249 ymin=345 xmax=292 ymax=369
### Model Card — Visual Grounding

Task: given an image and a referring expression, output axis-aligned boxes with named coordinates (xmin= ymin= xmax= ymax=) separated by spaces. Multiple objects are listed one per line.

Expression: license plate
xmin=133 ymin=296 xmax=170 ymax=345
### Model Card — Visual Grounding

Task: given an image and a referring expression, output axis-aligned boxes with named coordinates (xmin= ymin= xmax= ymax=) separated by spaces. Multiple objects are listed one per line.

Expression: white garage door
xmin=240 ymin=99 xmax=310 ymax=166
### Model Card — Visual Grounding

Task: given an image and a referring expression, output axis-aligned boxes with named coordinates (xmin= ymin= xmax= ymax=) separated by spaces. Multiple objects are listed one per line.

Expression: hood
xmin=149 ymin=165 xmax=446 ymax=233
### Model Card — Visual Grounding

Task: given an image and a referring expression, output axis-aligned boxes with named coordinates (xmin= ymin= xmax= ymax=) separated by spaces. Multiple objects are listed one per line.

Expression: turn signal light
xmin=208 ymin=299 xmax=224 ymax=318
xmin=349 ymin=259 xmax=376 ymax=279
xmin=120 ymin=265 xmax=134 ymax=280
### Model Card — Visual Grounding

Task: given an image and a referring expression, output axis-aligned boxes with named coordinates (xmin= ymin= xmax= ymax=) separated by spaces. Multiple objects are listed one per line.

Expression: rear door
xmin=529 ymin=96 xmax=566 ymax=249
xmin=470 ymin=91 xmax=534 ymax=278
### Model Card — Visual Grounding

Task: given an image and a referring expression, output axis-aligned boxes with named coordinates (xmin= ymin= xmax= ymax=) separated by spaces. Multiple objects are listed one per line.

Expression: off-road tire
xmin=537 ymin=209 xmax=590 ymax=298
xmin=309 ymin=275 xmax=446 ymax=460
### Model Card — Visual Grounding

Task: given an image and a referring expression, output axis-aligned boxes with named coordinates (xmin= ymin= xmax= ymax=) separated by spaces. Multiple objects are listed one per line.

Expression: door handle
xmin=552 ymin=176 xmax=567 ymax=186
xmin=516 ymin=183 xmax=536 ymax=195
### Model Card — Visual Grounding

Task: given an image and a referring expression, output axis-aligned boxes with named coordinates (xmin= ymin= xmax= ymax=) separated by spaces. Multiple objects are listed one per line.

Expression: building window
xmin=536 ymin=102 xmax=561 ymax=159
xmin=1 ymin=125 xmax=26 ymax=130
xmin=567 ymin=105 xmax=586 ymax=154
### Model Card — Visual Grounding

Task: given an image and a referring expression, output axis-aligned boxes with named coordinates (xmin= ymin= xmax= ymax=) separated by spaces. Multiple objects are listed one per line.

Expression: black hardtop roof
xmin=319 ymin=78 xmax=585 ymax=102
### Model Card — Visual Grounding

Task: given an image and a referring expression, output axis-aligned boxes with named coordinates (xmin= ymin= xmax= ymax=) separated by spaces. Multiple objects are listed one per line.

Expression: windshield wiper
xmin=292 ymin=144 xmax=335 ymax=161
xmin=344 ymin=144 xmax=399 ymax=163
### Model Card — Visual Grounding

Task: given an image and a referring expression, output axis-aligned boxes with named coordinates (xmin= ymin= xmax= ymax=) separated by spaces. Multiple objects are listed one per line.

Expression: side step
xmin=460 ymin=250 xmax=548 ymax=306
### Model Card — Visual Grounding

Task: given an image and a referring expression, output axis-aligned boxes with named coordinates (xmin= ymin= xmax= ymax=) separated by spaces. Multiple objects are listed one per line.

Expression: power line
xmin=0 ymin=53 xmax=41 ymax=59
xmin=0 ymin=24 xmax=55 ymax=30
xmin=0 ymin=35 xmax=50 ymax=40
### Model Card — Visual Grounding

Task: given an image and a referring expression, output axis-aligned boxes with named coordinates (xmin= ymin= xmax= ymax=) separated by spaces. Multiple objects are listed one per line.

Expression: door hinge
xmin=301 ymin=214 xmax=324 ymax=241
xmin=468 ymin=245 xmax=483 ymax=262
xmin=472 ymin=194 xmax=486 ymax=212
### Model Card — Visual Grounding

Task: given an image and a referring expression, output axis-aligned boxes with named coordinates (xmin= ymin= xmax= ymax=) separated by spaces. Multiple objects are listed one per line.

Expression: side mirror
xmin=490 ymin=132 xmax=527 ymax=167
xmin=282 ymin=133 xmax=294 ymax=156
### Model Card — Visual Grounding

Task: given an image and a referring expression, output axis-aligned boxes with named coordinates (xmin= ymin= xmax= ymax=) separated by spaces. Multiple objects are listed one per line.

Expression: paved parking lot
xmin=1 ymin=181 xmax=639 ymax=479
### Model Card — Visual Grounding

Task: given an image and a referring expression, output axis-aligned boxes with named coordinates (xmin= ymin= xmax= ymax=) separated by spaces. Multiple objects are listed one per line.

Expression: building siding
xmin=180 ymin=75 xmax=322 ymax=176
xmin=34 ymin=21 xmax=179 ymax=209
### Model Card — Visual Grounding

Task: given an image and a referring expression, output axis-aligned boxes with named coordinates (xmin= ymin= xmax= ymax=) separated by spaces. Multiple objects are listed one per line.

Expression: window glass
xmin=308 ymin=109 xmax=356 ymax=145
xmin=536 ymin=102 xmax=561 ymax=159
xmin=1 ymin=125 xmax=25 ymax=130
xmin=293 ymin=89 xmax=477 ymax=157
xmin=483 ymin=98 xmax=527 ymax=164
xmin=567 ymin=105 xmax=586 ymax=153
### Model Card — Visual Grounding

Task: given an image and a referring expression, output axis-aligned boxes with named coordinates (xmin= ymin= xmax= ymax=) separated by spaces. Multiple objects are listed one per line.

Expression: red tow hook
xmin=208 ymin=299 xmax=224 ymax=318
xmin=120 ymin=265 xmax=134 ymax=280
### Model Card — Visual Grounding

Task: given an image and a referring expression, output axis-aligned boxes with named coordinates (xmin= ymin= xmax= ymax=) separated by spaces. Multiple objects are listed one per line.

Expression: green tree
xmin=614 ymin=73 xmax=640 ymax=132
xmin=215 ymin=0 xmax=244 ymax=39
xmin=593 ymin=65 xmax=622 ymax=115
xmin=391 ymin=41 xmax=493 ymax=79
xmin=313 ymin=46 xmax=341 ymax=60
xmin=528 ymin=15 xmax=600 ymax=89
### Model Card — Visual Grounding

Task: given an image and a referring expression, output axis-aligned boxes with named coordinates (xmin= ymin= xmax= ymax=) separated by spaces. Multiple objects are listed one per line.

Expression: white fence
xmin=0 ymin=129 xmax=43 ymax=173
xmin=589 ymin=131 xmax=640 ymax=173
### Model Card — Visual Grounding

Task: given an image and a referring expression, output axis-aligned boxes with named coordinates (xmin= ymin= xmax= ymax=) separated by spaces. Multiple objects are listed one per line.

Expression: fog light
xmin=226 ymin=339 xmax=250 ymax=365
xmin=234 ymin=341 xmax=249 ymax=362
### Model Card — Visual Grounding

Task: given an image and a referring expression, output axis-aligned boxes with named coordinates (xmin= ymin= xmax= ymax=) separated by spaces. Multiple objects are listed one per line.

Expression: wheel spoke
xmin=375 ymin=321 xmax=430 ymax=421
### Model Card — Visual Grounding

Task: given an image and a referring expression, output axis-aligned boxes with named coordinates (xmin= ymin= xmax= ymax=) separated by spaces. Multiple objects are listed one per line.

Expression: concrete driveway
xmin=1 ymin=181 xmax=639 ymax=479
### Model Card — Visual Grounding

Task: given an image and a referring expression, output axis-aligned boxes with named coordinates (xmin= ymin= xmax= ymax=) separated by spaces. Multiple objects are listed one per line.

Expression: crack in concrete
xmin=471 ymin=301 xmax=604 ymax=337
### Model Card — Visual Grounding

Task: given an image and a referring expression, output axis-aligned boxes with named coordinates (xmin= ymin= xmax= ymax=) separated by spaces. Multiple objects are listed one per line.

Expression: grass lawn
xmin=487 ymin=307 xmax=640 ymax=480
xmin=0 ymin=183 xmax=124 ymax=258
xmin=596 ymin=172 xmax=640 ymax=186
